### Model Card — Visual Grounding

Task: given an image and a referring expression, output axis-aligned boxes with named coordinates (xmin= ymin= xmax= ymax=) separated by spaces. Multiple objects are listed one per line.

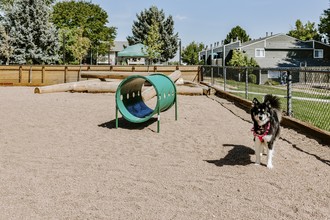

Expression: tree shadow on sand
xmin=205 ymin=144 xmax=255 ymax=167
xmin=98 ymin=117 xmax=158 ymax=132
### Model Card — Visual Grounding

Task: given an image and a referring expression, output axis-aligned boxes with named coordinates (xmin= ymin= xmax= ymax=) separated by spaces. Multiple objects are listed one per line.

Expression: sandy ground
xmin=0 ymin=87 xmax=329 ymax=220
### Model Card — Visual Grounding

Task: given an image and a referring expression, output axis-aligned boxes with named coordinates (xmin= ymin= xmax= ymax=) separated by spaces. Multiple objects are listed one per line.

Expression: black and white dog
xmin=251 ymin=94 xmax=282 ymax=169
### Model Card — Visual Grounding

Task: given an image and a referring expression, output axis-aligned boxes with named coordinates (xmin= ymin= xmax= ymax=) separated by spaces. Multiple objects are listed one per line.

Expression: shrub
xmin=248 ymin=74 xmax=257 ymax=84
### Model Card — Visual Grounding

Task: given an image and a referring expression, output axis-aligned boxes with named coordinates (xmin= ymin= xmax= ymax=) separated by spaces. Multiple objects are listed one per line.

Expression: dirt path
xmin=0 ymin=87 xmax=329 ymax=220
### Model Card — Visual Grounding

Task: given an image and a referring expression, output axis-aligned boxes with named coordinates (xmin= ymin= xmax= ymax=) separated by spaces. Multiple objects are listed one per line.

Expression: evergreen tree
xmin=181 ymin=41 xmax=204 ymax=65
xmin=288 ymin=19 xmax=320 ymax=41
xmin=0 ymin=0 xmax=14 ymax=10
xmin=3 ymin=0 xmax=59 ymax=64
xmin=127 ymin=5 xmax=178 ymax=62
xmin=224 ymin=26 xmax=250 ymax=44
xmin=0 ymin=0 xmax=54 ymax=9
xmin=0 ymin=23 xmax=14 ymax=64
xmin=319 ymin=8 xmax=330 ymax=43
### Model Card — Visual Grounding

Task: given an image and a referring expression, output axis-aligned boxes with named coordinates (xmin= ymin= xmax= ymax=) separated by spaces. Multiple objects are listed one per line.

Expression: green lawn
xmin=208 ymin=77 xmax=330 ymax=132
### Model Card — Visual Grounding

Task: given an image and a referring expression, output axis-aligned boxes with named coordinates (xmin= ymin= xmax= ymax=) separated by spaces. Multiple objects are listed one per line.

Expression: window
xmin=255 ymin=48 xmax=265 ymax=57
xmin=314 ymin=49 xmax=323 ymax=58
xmin=268 ymin=71 xmax=280 ymax=79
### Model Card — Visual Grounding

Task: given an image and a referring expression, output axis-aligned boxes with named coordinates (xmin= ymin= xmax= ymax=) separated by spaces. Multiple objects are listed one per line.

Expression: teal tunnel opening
xmin=115 ymin=73 xmax=177 ymax=124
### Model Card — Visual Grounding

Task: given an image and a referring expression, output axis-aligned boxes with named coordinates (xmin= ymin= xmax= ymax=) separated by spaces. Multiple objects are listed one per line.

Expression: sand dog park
xmin=1 ymin=0 xmax=330 ymax=218
xmin=0 ymin=71 xmax=329 ymax=219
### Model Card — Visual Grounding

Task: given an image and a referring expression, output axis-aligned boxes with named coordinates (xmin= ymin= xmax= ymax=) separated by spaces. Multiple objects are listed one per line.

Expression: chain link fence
xmin=201 ymin=66 xmax=330 ymax=132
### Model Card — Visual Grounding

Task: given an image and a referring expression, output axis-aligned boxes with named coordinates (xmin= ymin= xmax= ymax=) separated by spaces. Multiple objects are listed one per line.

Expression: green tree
xmin=319 ymin=8 xmax=330 ymax=43
xmin=67 ymin=28 xmax=90 ymax=64
xmin=2 ymin=0 xmax=59 ymax=64
xmin=181 ymin=41 xmax=204 ymax=65
xmin=228 ymin=50 xmax=259 ymax=83
xmin=288 ymin=19 xmax=320 ymax=41
xmin=52 ymin=0 xmax=116 ymax=64
xmin=127 ymin=5 xmax=178 ymax=62
xmin=224 ymin=26 xmax=250 ymax=44
xmin=143 ymin=18 xmax=164 ymax=64
xmin=228 ymin=50 xmax=258 ymax=67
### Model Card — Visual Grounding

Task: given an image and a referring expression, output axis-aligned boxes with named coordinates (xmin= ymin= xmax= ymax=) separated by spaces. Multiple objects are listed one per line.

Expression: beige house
xmin=97 ymin=41 xmax=128 ymax=65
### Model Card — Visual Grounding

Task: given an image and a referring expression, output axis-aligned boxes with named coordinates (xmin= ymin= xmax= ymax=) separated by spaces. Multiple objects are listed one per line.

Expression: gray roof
xmin=112 ymin=41 xmax=128 ymax=52
xmin=241 ymin=33 xmax=314 ymax=49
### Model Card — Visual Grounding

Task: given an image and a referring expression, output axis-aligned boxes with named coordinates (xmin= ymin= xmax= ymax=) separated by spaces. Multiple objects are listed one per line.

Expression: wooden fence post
xmin=42 ymin=66 xmax=45 ymax=84
xmin=19 ymin=66 xmax=22 ymax=83
xmin=78 ymin=65 xmax=81 ymax=82
xmin=64 ymin=66 xmax=68 ymax=83
xmin=29 ymin=65 xmax=32 ymax=83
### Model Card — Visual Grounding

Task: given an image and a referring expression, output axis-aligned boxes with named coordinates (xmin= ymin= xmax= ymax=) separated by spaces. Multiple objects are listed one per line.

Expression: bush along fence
xmin=201 ymin=65 xmax=330 ymax=133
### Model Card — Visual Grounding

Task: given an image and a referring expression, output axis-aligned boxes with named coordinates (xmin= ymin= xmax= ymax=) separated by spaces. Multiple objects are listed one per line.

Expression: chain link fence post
xmin=223 ymin=66 xmax=226 ymax=92
xmin=211 ymin=65 xmax=214 ymax=85
xmin=286 ymin=71 xmax=292 ymax=116
xmin=245 ymin=68 xmax=248 ymax=99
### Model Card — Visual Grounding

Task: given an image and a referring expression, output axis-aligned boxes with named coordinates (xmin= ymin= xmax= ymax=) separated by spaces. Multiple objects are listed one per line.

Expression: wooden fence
xmin=0 ymin=65 xmax=201 ymax=86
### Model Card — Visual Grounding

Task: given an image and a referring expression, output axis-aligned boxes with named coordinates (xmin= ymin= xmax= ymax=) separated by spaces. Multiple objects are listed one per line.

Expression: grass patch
xmin=207 ymin=77 xmax=330 ymax=132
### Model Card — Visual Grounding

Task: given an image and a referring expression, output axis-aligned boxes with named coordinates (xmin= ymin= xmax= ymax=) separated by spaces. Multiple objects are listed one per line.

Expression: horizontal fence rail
xmin=0 ymin=65 xmax=200 ymax=86
xmin=201 ymin=65 xmax=330 ymax=132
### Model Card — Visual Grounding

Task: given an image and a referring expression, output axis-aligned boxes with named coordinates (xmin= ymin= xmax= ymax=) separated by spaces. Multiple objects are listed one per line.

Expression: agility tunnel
xmin=115 ymin=73 xmax=177 ymax=132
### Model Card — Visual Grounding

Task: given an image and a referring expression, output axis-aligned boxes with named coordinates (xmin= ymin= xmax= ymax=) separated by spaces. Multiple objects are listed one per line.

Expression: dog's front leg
xmin=254 ymin=139 xmax=262 ymax=165
xmin=267 ymin=141 xmax=274 ymax=169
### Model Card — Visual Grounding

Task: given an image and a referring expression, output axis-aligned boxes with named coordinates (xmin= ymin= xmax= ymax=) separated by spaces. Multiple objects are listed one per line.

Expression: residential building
xmin=97 ymin=41 xmax=128 ymax=65
xmin=199 ymin=33 xmax=330 ymax=68
xmin=199 ymin=33 xmax=330 ymax=83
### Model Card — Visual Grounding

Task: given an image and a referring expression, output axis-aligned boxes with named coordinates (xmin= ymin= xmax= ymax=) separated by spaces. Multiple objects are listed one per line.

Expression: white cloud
xmin=174 ymin=15 xmax=187 ymax=21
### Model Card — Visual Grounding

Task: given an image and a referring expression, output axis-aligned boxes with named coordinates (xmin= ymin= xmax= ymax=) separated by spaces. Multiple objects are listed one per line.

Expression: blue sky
xmin=91 ymin=0 xmax=328 ymax=47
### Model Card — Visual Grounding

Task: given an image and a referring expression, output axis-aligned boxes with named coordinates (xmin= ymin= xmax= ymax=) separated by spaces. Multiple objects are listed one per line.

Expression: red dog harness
xmin=251 ymin=122 xmax=270 ymax=142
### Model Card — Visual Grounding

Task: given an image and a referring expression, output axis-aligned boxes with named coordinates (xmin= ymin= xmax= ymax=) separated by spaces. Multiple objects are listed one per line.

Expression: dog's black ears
xmin=265 ymin=100 xmax=271 ymax=108
xmin=252 ymin=98 xmax=259 ymax=107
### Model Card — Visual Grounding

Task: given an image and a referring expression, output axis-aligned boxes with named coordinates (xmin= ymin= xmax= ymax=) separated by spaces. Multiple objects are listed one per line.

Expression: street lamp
xmin=62 ymin=31 xmax=66 ymax=64
xmin=178 ymin=38 xmax=182 ymax=65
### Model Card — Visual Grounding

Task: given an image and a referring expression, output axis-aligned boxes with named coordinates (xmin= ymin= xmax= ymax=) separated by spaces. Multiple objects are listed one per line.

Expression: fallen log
xmin=34 ymin=79 xmax=100 ymax=94
xmin=34 ymin=71 xmax=182 ymax=95
xmin=80 ymin=71 xmax=149 ymax=80
xmin=176 ymin=85 xmax=204 ymax=95
xmin=34 ymin=79 xmax=122 ymax=94
xmin=84 ymin=81 xmax=121 ymax=93
xmin=183 ymin=80 xmax=210 ymax=95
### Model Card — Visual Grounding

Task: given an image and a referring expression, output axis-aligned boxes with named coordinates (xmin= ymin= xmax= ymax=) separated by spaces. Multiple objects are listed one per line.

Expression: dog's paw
xmin=267 ymin=164 xmax=273 ymax=169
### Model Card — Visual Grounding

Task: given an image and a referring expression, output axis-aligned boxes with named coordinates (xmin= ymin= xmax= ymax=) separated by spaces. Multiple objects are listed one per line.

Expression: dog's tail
xmin=264 ymin=94 xmax=281 ymax=110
